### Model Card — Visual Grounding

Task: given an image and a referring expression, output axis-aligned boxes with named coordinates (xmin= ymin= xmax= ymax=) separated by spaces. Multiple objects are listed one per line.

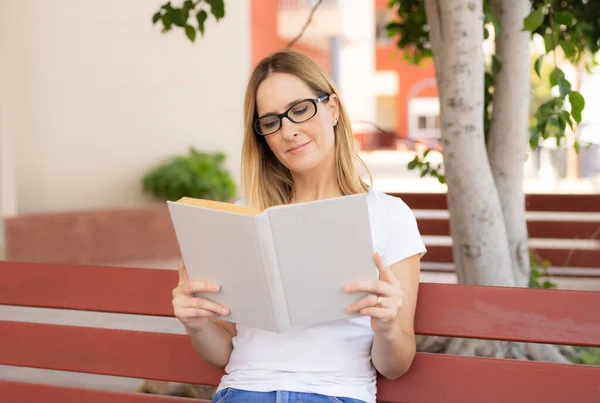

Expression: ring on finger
xmin=374 ymin=295 xmax=383 ymax=308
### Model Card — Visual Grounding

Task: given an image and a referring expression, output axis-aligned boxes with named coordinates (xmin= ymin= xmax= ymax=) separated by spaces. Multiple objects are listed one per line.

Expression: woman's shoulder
xmin=366 ymin=187 xmax=413 ymax=214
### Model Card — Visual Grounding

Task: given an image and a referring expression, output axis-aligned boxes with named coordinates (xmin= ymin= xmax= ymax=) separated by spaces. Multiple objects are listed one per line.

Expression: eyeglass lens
xmin=255 ymin=100 xmax=317 ymax=136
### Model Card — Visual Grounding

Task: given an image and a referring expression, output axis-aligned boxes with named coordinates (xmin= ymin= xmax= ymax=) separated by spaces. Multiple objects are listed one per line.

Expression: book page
xmin=266 ymin=193 xmax=377 ymax=328
xmin=167 ymin=201 xmax=276 ymax=331
xmin=176 ymin=197 xmax=260 ymax=216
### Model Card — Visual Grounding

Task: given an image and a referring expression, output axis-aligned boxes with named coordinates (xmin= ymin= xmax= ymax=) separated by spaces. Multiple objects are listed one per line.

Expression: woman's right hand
xmin=172 ymin=259 xmax=230 ymax=332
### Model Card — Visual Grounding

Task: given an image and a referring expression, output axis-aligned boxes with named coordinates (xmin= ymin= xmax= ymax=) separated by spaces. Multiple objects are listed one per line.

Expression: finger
xmin=177 ymin=259 xmax=189 ymax=284
xmin=347 ymin=294 xmax=399 ymax=314
xmin=374 ymin=252 xmax=397 ymax=284
xmin=358 ymin=307 xmax=396 ymax=322
xmin=173 ymin=296 xmax=229 ymax=315
xmin=347 ymin=293 xmax=382 ymax=314
xmin=344 ymin=279 xmax=395 ymax=296
xmin=187 ymin=280 xmax=220 ymax=294
xmin=174 ymin=307 xmax=218 ymax=319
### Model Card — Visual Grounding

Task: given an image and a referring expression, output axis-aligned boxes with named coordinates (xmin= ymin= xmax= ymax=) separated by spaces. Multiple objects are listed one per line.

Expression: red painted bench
xmin=391 ymin=192 xmax=600 ymax=278
xmin=1 ymin=261 xmax=599 ymax=402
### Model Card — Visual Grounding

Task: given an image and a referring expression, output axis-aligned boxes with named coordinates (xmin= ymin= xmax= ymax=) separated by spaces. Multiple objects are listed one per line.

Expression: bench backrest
xmin=1 ymin=261 xmax=599 ymax=402
xmin=391 ymin=192 xmax=600 ymax=277
xmin=5 ymin=193 xmax=599 ymax=278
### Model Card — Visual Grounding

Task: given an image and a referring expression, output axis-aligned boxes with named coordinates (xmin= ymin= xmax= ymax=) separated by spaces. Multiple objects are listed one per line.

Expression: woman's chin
xmin=285 ymin=157 xmax=321 ymax=175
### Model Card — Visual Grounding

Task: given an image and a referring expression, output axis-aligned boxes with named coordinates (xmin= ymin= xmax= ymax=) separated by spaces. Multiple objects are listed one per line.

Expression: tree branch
xmin=286 ymin=0 xmax=323 ymax=49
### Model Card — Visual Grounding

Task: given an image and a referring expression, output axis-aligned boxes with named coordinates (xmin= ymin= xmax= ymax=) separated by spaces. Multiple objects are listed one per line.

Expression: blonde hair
xmin=241 ymin=50 xmax=371 ymax=210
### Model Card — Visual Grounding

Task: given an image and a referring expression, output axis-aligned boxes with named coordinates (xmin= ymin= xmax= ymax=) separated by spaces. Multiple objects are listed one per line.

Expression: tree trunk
xmin=487 ymin=0 xmax=532 ymax=287
xmin=424 ymin=0 xmax=514 ymax=286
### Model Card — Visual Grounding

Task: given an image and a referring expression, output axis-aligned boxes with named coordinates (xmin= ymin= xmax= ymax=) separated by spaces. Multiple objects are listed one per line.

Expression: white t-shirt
xmin=215 ymin=188 xmax=427 ymax=403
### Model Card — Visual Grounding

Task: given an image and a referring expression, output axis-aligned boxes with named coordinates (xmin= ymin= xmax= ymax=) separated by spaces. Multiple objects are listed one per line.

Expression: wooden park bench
xmin=392 ymin=192 xmax=600 ymax=278
xmin=1 ymin=260 xmax=599 ymax=402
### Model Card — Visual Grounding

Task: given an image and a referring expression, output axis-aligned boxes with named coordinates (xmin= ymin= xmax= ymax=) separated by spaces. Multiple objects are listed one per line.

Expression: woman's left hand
xmin=344 ymin=252 xmax=404 ymax=334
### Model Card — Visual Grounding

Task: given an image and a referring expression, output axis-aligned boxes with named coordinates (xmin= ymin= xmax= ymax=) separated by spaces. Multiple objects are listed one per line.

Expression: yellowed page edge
xmin=175 ymin=197 xmax=261 ymax=216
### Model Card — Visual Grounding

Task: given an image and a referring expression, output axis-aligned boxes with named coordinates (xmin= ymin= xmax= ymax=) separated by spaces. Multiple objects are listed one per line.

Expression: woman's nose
xmin=280 ymin=117 xmax=299 ymax=139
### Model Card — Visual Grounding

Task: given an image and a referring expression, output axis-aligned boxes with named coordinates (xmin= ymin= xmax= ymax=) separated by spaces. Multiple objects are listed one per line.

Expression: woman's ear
xmin=327 ymin=93 xmax=340 ymax=124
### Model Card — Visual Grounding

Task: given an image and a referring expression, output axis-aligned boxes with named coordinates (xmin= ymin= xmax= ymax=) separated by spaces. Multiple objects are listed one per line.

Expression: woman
xmin=172 ymin=50 xmax=426 ymax=403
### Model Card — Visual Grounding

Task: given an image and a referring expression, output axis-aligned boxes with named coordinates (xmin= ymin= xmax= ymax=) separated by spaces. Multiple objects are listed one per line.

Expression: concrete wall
xmin=0 ymin=0 xmax=250 ymax=221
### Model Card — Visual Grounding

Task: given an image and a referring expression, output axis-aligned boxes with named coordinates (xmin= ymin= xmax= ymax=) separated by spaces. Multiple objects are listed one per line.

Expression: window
xmin=417 ymin=115 xmax=439 ymax=130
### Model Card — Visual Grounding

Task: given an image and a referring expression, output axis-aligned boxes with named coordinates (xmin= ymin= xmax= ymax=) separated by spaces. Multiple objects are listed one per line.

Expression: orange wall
xmin=250 ymin=0 xmax=330 ymax=72
xmin=375 ymin=1 xmax=438 ymax=139
xmin=376 ymin=46 xmax=438 ymax=139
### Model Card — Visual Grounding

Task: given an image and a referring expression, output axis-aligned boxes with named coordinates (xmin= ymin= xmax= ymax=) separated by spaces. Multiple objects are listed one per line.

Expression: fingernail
xmin=212 ymin=284 xmax=220 ymax=292
xmin=222 ymin=308 xmax=229 ymax=315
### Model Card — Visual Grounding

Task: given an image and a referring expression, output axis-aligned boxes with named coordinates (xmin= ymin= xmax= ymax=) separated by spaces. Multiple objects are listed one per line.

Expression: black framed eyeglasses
xmin=253 ymin=95 xmax=330 ymax=136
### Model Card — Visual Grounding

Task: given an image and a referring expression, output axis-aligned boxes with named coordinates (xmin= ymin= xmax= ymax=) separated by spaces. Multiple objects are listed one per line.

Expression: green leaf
xmin=492 ymin=55 xmax=503 ymax=75
xmin=534 ymin=55 xmax=544 ymax=78
xmin=548 ymin=115 xmax=560 ymax=131
xmin=574 ymin=140 xmax=581 ymax=154
xmin=556 ymin=113 xmax=567 ymax=132
xmin=559 ymin=110 xmax=573 ymax=130
xmin=522 ymin=6 xmax=545 ymax=32
xmin=560 ymin=40 xmax=577 ymax=59
xmin=569 ymin=91 xmax=585 ymax=123
xmin=196 ymin=9 xmax=208 ymax=35
xmin=152 ymin=11 xmax=162 ymax=24
xmin=555 ymin=11 xmax=574 ymax=27
xmin=544 ymin=32 xmax=557 ymax=53
xmin=206 ymin=0 xmax=225 ymax=20
xmin=161 ymin=14 xmax=172 ymax=31
xmin=558 ymin=76 xmax=572 ymax=97
xmin=550 ymin=68 xmax=564 ymax=88
xmin=185 ymin=24 xmax=196 ymax=42
xmin=169 ymin=8 xmax=184 ymax=27
xmin=407 ymin=158 xmax=418 ymax=170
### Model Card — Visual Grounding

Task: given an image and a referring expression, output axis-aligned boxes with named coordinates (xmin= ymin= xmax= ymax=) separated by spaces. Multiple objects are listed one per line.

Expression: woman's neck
xmin=290 ymin=163 xmax=341 ymax=204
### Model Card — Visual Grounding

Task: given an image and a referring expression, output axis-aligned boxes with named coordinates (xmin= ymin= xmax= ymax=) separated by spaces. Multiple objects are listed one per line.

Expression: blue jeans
xmin=211 ymin=388 xmax=366 ymax=403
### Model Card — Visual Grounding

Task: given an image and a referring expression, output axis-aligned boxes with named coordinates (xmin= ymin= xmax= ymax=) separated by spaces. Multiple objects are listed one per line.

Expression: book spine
xmin=254 ymin=213 xmax=291 ymax=333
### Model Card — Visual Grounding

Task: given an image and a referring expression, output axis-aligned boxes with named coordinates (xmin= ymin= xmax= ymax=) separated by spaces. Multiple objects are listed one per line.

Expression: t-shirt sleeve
xmin=382 ymin=196 xmax=427 ymax=267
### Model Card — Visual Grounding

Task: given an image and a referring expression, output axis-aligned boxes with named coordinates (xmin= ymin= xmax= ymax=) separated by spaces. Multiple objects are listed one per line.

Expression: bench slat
xmin=422 ymin=245 xmax=600 ymax=269
xmin=2 ymin=262 xmax=600 ymax=346
xmin=377 ymin=353 xmax=600 ymax=403
xmin=1 ymin=322 xmax=598 ymax=403
xmin=0 ymin=380 xmax=201 ymax=403
xmin=392 ymin=192 xmax=600 ymax=213
xmin=416 ymin=283 xmax=600 ymax=347
xmin=0 ymin=261 xmax=177 ymax=316
xmin=416 ymin=218 xmax=600 ymax=240
xmin=0 ymin=321 xmax=223 ymax=385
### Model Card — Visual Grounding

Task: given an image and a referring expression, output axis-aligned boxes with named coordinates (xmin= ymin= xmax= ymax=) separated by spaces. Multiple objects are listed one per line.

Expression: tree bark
xmin=423 ymin=0 xmax=514 ymax=286
xmin=487 ymin=0 xmax=531 ymax=287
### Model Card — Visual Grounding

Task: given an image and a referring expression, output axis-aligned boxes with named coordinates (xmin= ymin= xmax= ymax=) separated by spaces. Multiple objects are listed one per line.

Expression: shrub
xmin=142 ymin=147 xmax=237 ymax=202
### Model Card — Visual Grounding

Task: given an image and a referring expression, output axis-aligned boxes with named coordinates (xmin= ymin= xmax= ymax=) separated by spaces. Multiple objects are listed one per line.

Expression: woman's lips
xmin=287 ymin=141 xmax=311 ymax=154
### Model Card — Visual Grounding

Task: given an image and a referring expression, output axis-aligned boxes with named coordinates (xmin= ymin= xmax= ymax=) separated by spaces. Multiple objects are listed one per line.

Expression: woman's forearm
xmin=185 ymin=319 xmax=234 ymax=368
xmin=371 ymin=323 xmax=417 ymax=380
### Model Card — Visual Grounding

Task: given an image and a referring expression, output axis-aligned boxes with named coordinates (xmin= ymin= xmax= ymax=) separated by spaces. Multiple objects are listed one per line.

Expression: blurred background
xmin=1 ymin=0 xmax=599 ymax=393
xmin=1 ymin=0 xmax=599 ymax=264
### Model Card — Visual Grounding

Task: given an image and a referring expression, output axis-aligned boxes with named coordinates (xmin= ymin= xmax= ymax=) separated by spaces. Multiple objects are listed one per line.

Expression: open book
xmin=166 ymin=193 xmax=377 ymax=333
